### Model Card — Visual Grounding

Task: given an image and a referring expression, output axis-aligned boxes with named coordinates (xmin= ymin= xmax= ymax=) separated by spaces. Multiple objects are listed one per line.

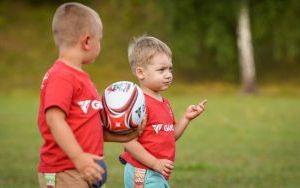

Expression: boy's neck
xmin=141 ymin=86 xmax=163 ymax=102
xmin=58 ymin=47 xmax=84 ymax=71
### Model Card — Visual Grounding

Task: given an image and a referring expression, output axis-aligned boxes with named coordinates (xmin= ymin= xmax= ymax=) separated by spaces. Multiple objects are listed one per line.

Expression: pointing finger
xmin=199 ymin=99 xmax=207 ymax=106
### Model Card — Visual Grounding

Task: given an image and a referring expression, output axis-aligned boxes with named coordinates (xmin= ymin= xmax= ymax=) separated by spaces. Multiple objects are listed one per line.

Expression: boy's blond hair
xmin=52 ymin=2 xmax=102 ymax=49
xmin=128 ymin=36 xmax=172 ymax=74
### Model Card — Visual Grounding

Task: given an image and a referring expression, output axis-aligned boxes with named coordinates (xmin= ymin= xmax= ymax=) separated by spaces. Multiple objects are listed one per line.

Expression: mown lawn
xmin=0 ymin=93 xmax=299 ymax=188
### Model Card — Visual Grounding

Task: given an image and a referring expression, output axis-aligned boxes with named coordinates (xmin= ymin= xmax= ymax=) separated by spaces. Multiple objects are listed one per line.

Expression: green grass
xmin=0 ymin=93 xmax=300 ymax=187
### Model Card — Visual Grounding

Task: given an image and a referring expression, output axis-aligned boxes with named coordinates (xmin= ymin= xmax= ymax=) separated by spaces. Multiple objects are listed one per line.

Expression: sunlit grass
xmin=0 ymin=92 xmax=299 ymax=187
xmin=168 ymin=94 xmax=300 ymax=187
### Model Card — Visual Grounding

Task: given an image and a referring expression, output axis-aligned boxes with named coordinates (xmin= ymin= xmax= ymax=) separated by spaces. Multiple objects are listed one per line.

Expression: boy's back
xmin=37 ymin=2 xmax=104 ymax=188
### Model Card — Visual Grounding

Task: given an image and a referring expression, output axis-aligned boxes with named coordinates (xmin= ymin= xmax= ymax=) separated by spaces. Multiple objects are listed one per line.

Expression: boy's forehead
xmin=149 ymin=53 xmax=172 ymax=66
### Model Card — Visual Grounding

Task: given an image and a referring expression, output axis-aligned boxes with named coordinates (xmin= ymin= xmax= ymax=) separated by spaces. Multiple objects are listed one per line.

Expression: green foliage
xmin=0 ymin=0 xmax=300 ymax=91
xmin=162 ymin=1 xmax=240 ymax=81
xmin=1 ymin=93 xmax=300 ymax=187
xmin=250 ymin=0 xmax=300 ymax=65
xmin=163 ymin=0 xmax=300 ymax=82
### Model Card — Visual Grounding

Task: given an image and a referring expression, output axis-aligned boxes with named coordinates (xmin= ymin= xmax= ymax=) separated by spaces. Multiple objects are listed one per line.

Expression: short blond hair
xmin=52 ymin=2 xmax=102 ymax=49
xmin=128 ymin=35 xmax=172 ymax=74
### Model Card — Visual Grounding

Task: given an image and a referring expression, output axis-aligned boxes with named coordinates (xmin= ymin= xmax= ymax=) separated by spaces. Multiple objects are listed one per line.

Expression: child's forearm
xmin=103 ymin=129 xmax=138 ymax=142
xmin=174 ymin=116 xmax=190 ymax=140
xmin=124 ymin=140 xmax=158 ymax=169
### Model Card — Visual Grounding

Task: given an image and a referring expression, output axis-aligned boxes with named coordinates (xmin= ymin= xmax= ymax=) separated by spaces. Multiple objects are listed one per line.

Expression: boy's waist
xmin=125 ymin=162 xmax=170 ymax=180
xmin=120 ymin=151 xmax=175 ymax=170
xmin=38 ymin=160 xmax=75 ymax=173
xmin=38 ymin=146 xmax=103 ymax=173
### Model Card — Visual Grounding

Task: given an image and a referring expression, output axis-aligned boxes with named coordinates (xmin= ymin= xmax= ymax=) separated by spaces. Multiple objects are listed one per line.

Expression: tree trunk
xmin=237 ymin=2 xmax=256 ymax=93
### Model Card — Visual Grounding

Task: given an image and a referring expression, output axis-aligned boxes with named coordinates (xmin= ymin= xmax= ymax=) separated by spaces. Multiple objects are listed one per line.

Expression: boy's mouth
xmin=163 ymin=81 xmax=172 ymax=86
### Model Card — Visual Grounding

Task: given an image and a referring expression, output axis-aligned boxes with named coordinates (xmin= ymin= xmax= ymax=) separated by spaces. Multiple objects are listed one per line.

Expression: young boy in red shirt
xmin=37 ymin=3 xmax=139 ymax=188
xmin=120 ymin=35 xmax=207 ymax=187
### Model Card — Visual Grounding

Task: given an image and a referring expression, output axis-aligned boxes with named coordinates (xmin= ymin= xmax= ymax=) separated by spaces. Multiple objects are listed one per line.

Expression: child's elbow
xmin=45 ymin=107 xmax=66 ymax=128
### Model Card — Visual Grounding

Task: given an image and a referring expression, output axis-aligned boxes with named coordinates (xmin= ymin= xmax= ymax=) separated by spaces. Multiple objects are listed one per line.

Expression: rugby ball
xmin=101 ymin=81 xmax=146 ymax=134
xmin=92 ymin=160 xmax=107 ymax=188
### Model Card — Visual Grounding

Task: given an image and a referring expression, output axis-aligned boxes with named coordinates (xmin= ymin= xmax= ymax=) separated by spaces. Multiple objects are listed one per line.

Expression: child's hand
xmin=184 ymin=99 xmax=207 ymax=121
xmin=153 ymin=159 xmax=174 ymax=178
xmin=73 ymin=152 xmax=105 ymax=185
xmin=138 ymin=114 xmax=147 ymax=136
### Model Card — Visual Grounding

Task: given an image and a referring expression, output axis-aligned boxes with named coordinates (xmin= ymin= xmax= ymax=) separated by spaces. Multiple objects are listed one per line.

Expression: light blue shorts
xmin=124 ymin=163 xmax=170 ymax=188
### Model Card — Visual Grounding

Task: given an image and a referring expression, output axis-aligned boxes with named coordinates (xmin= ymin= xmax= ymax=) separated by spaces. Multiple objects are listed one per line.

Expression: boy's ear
xmin=81 ymin=34 xmax=91 ymax=51
xmin=135 ymin=67 xmax=145 ymax=80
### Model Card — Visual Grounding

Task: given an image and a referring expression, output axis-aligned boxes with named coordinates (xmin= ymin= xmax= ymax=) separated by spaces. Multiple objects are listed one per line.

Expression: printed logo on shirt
xmin=78 ymin=100 xmax=102 ymax=114
xmin=152 ymin=124 xmax=174 ymax=134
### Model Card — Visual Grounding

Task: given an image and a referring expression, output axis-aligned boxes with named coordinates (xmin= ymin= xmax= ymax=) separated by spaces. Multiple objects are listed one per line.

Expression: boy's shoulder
xmin=47 ymin=61 xmax=67 ymax=75
xmin=48 ymin=61 xmax=85 ymax=79
xmin=43 ymin=61 xmax=79 ymax=86
xmin=144 ymin=95 xmax=172 ymax=111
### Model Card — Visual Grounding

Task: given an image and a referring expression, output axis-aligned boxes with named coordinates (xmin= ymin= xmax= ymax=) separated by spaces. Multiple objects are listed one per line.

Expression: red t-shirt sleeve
xmin=44 ymin=75 xmax=73 ymax=115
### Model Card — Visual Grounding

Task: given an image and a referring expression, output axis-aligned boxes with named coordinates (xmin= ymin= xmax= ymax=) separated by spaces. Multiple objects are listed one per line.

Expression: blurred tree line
xmin=0 ymin=0 xmax=299 ymax=91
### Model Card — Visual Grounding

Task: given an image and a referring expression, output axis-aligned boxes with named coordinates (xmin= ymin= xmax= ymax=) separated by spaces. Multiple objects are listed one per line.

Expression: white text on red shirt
xmin=152 ymin=124 xmax=174 ymax=134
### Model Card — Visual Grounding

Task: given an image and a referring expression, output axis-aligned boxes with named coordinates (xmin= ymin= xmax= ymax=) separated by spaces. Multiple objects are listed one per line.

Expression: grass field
xmin=0 ymin=92 xmax=300 ymax=188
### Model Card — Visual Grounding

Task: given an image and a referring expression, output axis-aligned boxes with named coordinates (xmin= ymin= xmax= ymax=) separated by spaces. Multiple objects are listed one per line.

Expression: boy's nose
xmin=165 ymin=72 xmax=172 ymax=80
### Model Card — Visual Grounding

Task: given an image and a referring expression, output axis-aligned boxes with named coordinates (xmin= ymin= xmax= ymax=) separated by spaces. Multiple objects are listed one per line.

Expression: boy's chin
xmin=83 ymin=60 xmax=94 ymax=65
xmin=158 ymin=86 xmax=170 ymax=92
xmin=161 ymin=84 xmax=171 ymax=90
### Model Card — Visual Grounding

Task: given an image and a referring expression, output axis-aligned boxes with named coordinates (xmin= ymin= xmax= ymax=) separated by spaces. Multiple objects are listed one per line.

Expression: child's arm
xmin=124 ymin=139 xmax=174 ymax=177
xmin=103 ymin=129 xmax=139 ymax=142
xmin=175 ymin=99 xmax=207 ymax=140
xmin=103 ymin=114 xmax=147 ymax=142
xmin=46 ymin=107 xmax=104 ymax=185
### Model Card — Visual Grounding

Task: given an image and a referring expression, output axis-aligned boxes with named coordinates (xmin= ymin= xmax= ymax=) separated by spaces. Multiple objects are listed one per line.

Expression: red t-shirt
xmin=38 ymin=61 xmax=103 ymax=173
xmin=122 ymin=94 xmax=176 ymax=170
